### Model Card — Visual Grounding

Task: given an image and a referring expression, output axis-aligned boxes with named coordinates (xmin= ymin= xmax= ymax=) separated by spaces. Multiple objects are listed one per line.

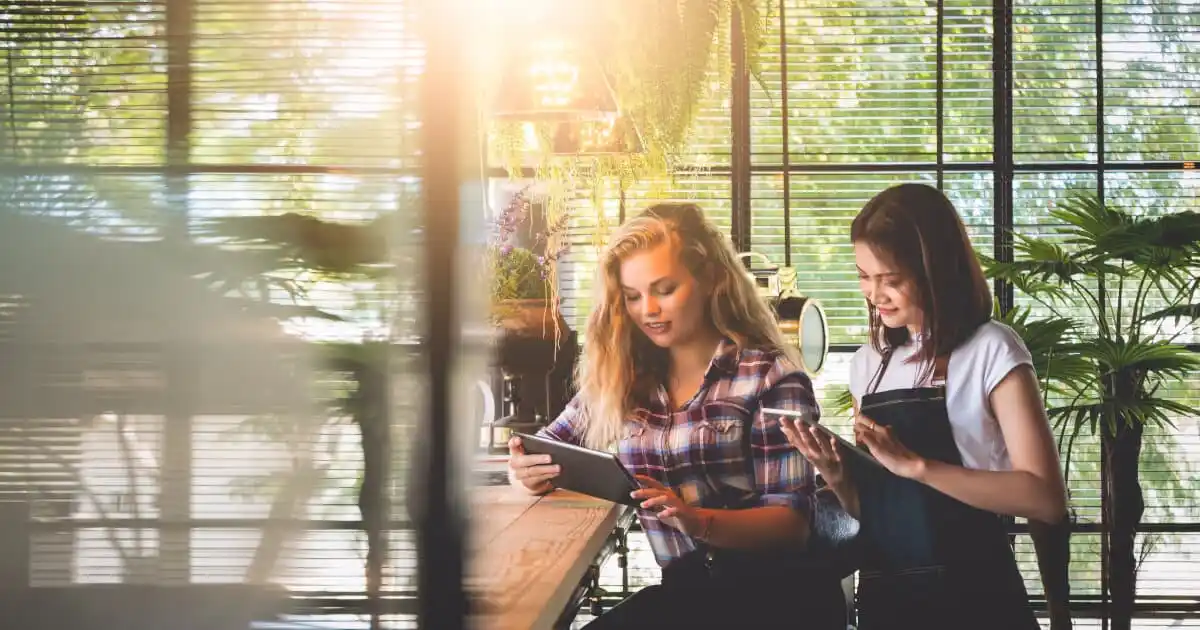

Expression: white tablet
xmin=761 ymin=407 xmax=886 ymax=471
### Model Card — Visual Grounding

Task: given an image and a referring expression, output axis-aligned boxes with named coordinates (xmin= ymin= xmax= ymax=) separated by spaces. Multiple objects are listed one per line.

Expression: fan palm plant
xmin=981 ymin=192 xmax=1200 ymax=630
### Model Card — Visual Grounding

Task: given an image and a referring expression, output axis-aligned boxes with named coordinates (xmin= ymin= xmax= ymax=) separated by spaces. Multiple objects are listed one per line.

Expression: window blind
xmin=1102 ymin=0 xmax=1200 ymax=163
xmin=2 ymin=0 xmax=171 ymax=595
xmin=1012 ymin=174 xmax=1106 ymax=548
xmin=941 ymin=0 xmax=995 ymax=162
xmin=1013 ymin=0 xmax=1099 ymax=163
xmin=0 ymin=0 xmax=168 ymax=167
xmin=191 ymin=0 xmax=417 ymax=168
xmin=184 ymin=0 xmax=423 ymax=611
xmin=1012 ymin=170 xmax=1200 ymax=610
xmin=1 ymin=0 xmax=168 ymax=237
xmin=749 ymin=171 xmax=994 ymax=344
xmin=750 ymin=0 xmax=992 ymax=165
xmin=4 ymin=1 xmax=427 ymax=624
xmin=1104 ymin=170 xmax=1200 ymax=345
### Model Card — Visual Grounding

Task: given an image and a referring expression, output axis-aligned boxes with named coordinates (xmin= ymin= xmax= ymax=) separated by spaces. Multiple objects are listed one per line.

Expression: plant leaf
xmin=1141 ymin=303 xmax=1200 ymax=325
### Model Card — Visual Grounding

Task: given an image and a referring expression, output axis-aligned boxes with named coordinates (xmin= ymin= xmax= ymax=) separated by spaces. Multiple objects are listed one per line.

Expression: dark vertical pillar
xmin=778 ymin=0 xmax=792 ymax=266
xmin=936 ymin=0 xmax=944 ymax=189
xmin=162 ymin=0 xmax=196 ymax=584
xmin=992 ymin=0 xmax=1014 ymax=315
xmin=416 ymin=0 xmax=469 ymax=627
xmin=731 ymin=8 xmax=752 ymax=253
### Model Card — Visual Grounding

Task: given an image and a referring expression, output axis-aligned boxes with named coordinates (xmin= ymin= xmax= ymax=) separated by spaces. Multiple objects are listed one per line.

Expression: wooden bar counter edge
xmin=469 ymin=485 xmax=630 ymax=630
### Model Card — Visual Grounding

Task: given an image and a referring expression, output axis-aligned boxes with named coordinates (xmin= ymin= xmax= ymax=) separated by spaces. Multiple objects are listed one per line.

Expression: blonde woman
xmin=507 ymin=204 xmax=846 ymax=629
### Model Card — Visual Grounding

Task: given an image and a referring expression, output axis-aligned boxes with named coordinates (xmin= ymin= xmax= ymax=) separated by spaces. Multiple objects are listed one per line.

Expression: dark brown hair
xmin=851 ymin=183 xmax=993 ymax=374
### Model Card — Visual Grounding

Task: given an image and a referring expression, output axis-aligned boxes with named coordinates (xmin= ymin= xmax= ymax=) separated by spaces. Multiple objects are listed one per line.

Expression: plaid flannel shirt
xmin=538 ymin=339 xmax=820 ymax=567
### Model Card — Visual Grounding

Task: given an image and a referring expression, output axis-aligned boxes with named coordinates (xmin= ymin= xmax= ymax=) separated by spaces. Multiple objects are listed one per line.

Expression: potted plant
xmin=487 ymin=187 xmax=570 ymax=341
xmin=981 ymin=192 xmax=1200 ymax=630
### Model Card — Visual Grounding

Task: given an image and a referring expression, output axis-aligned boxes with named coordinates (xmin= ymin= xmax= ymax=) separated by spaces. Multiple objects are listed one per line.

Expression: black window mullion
xmin=731 ymin=7 xmax=752 ymax=253
xmin=992 ymin=0 xmax=1015 ymax=316
xmin=162 ymin=0 xmax=196 ymax=585
xmin=1094 ymin=1 xmax=1109 ymax=628
xmin=936 ymin=0 xmax=944 ymax=190
xmin=1095 ymin=0 xmax=1106 ymax=202
xmin=778 ymin=0 xmax=792 ymax=265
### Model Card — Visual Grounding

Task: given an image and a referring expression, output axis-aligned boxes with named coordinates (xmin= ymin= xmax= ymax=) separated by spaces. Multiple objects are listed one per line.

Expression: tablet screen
xmin=514 ymin=432 xmax=641 ymax=506
xmin=760 ymin=407 xmax=885 ymax=471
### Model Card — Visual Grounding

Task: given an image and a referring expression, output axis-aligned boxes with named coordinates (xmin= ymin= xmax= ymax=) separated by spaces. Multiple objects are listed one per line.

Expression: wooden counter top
xmin=469 ymin=486 xmax=629 ymax=630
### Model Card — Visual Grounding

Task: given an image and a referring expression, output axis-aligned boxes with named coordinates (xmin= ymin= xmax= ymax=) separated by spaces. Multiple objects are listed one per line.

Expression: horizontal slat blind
xmin=4 ymin=0 xmax=427 ymax=615
xmin=751 ymin=0 xmax=938 ymax=163
xmin=1014 ymin=0 xmax=1200 ymax=165
xmin=1103 ymin=171 xmax=1200 ymax=344
xmin=749 ymin=171 xmax=994 ymax=344
xmin=1131 ymin=532 xmax=1200 ymax=600
xmin=1013 ymin=172 xmax=1106 ymax=526
xmin=187 ymin=173 xmax=418 ymax=342
xmin=0 ymin=418 xmax=80 ymax=519
xmin=1013 ymin=171 xmax=1199 ymax=606
xmin=0 ymin=174 xmax=168 ymax=240
xmin=1102 ymin=0 xmax=1200 ymax=163
xmin=750 ymin=0 xmax=993 ymax=165
xmin=942 ymin=0 xmax=994 ymax=161
xmin=1012 ymin=0 xmax=1098 ymax=163
xmin=191 ymin=0 xmax=416 ymax=168
xmin=183 ymin=0 xmax=423 ymax=607
xmin=0 ymin=0 xmax=168 ymax=166
xmin=1013 ymin=171 xmax=1100 ymax=236
xmin=1140 ymin=374 xmax=1200 ymax=524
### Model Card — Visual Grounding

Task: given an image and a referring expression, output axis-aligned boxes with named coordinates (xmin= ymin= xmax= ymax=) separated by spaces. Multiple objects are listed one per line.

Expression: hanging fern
xmin=491 ymin=0 xmax=768 ymax=172
xmin=487 ymin=0 xmax=770 ymax=326
xmin=593 ymin=0 xmax=768 ymax=160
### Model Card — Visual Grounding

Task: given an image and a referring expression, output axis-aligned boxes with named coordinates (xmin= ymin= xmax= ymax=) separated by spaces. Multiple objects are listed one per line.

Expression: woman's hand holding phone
xmin=780 ymin=417 xmax=847 ymax=487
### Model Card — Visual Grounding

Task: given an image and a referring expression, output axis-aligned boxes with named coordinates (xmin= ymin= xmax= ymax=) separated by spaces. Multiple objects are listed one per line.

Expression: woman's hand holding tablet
xmin=510 ymin=432 xmax=642 ymax=506
xmin=506 ymin=434 xmax=560 ymax=494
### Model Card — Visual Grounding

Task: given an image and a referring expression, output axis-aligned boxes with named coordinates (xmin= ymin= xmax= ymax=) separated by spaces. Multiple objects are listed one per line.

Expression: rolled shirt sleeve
xmin=751 ymin=366 xmax=820 ymax=520
xmin=535 ymin=392 xmax=586 ymax=445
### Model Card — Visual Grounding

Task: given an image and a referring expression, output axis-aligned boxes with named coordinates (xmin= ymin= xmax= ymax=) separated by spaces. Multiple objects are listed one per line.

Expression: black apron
xmin=851 ymin=350 xmax=1039 ymax=630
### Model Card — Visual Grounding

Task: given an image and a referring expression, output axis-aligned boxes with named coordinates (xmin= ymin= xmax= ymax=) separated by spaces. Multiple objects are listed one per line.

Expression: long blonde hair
xmin=577 ymin=203 xmax=797 ymax=450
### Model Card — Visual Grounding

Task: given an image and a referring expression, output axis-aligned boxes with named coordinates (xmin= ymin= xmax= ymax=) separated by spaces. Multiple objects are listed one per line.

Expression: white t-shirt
xmin=848 ymin=320 xmax=1034 ymax=472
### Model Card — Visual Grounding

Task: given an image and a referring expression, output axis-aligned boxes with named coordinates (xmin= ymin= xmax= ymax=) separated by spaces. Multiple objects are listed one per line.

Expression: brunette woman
xmin=782 ymin=183 xmax=1069 ymax=630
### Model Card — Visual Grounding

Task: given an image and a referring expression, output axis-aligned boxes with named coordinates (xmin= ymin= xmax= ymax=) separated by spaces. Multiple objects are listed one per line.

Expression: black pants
xmin=582 ymin=550 xmax=848 ymax=630
xmin=855 ymin=563 xmax=1039 ymax=630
